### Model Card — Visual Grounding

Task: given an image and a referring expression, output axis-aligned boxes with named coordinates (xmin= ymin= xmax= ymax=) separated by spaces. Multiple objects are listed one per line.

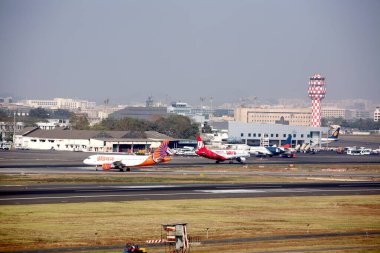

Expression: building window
xmin=301 ymin=134 xmax=304 ymax=138
xmin=293 ymin=134 xmax=296 ymax=138
xmin=307 ymin=134 xmax=310 ymax=138
xmin=248 ymin=133 xmax=251 ymax=137
xmin=241 ymin=133 xmax=244 ymax=137
xmin=271 ymin=134 xmax=274 ymax=137
xmin=253 ymin=133 xmax=256 ymax=137
xmin=283 ymin=134 xmax=286 ymax=138
xmin=258 ymin=133 xmax=261 ymax=137
xmin=276 ymin=134 xmax=279 ymax=137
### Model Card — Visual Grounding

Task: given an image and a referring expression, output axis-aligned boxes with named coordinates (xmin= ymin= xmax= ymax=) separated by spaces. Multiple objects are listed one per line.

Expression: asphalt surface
xmin=1 ymin=148 xmax=380 ymax=170
xmin=1 ymin=182 xmax=379 ymax=205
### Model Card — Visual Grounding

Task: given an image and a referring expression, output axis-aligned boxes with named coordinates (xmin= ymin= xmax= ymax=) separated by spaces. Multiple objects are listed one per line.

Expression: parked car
xmin=0 ymin=142 xmax=12 ymax=150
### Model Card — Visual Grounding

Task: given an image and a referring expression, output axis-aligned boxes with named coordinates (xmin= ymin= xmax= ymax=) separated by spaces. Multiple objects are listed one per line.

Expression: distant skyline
xmin=1 ymin=0 xmax=379 ymax=106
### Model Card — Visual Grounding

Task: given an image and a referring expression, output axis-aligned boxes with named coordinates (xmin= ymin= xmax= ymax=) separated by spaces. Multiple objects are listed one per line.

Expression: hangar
xmin=14 ymin=127 xmax=175 ymax=153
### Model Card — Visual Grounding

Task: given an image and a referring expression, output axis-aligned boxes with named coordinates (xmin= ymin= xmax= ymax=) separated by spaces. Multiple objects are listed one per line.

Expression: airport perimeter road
xmin=0 ymin=182 xmax=379 ymax=205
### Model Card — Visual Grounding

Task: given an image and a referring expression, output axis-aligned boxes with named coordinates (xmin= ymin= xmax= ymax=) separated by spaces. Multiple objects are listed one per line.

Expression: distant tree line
xmin=1 ymin=107 xmax=200 ymax=139
xmin=91 ymin=115 xmax=200 ymax=139
xmin=0 ymin=108 xmax=72 ymax=127
xmin=322 ymin=117 xmax=380 ymax=131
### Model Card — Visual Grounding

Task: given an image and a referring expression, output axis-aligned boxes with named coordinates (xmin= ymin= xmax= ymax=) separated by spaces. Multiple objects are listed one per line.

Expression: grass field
xmin=1 ymin=195 xmax=379 ymax=252
xmin=0 ymin=164 xmax=379 ymax=252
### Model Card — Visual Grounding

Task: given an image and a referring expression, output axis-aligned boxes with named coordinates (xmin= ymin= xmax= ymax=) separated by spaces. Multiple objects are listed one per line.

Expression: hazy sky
xmin=1 ymin=0 xmax=379 ymax=105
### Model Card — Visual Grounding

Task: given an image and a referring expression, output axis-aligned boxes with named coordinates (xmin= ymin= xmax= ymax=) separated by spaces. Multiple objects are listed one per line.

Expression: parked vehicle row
xmin=345 ymin=146 xmax=379 ymax=156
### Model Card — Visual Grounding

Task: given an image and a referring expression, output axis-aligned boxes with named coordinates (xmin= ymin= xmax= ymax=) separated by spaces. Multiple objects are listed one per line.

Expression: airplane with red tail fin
xmin=83 ymin=140 xmax=170 ymax=171
xmin=195 ymin=136 xmax=250 ymax=163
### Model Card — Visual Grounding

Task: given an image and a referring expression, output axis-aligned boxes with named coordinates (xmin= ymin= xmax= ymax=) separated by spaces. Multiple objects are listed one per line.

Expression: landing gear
xmin=119 ymin=167 xmax=131 ymax=172
xmin=215 ymin=161 xmax=220 ymax=164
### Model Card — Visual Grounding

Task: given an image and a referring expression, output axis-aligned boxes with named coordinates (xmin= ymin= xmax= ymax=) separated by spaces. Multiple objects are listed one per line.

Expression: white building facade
xmin=234 ymin=107 xmax=312 ymax=126
xmin=374 ymin=107 xmax=380 ymax=122
xmin=14 ymin=128 xmax=171 ymax=152
xmin=228 ymin=121 xmax=328 ymax=147
xmin=21 ymin=98 xmax=96 ymax=111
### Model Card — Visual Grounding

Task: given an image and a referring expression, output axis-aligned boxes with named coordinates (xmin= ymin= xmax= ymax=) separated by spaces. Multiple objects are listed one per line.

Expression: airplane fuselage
xmin=196 ymin=147 xmax=249 ymax=162
xmin=83 ymin=154 xmax=170 ymax=170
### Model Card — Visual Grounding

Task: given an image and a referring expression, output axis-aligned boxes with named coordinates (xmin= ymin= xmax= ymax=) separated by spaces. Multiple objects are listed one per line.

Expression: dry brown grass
xmin=0 ymin=163 xmax=379 ymax=185
xmin=0 ymin=196 xmax=379 ymax=252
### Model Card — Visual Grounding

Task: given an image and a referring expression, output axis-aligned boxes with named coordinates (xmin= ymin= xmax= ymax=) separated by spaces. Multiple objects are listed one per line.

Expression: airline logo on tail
xmin=329 ymin=127 xmax=340 ymax=140
xmin=280 ymin=134 xmax=292 ymax=149
xmin=197 ymin=136 xmax=205 ymax=150
xmin=152 ymin=140 xmax=169 ymax=163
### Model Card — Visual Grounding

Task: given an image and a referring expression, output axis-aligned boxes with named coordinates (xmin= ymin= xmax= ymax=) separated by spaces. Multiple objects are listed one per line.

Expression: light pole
xmin=12 ymin=112 xmax=16 ymax=148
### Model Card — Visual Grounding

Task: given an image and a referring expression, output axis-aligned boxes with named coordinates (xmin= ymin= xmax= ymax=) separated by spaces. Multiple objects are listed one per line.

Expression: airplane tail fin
xmin=328 ymin=127 xmax=340 ymax=140
xmin=196 ymin=136 xmax=205 ymax=150
xmin=281 ymin=134 xmax=292 ymax=149
xmin=153 ymin=140 xmax=169 ymax=162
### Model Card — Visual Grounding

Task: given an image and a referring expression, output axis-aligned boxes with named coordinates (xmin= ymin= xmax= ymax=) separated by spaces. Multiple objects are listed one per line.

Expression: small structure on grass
xmin=162 ymin=223 xmax=189 ymax=253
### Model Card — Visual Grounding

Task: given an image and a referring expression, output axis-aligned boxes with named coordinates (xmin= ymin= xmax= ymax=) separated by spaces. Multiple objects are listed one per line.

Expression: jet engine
xmin=102 ymin=164 xmax=112 ymax=170
xmin=237 ymin=157 xmax=246 ymax=163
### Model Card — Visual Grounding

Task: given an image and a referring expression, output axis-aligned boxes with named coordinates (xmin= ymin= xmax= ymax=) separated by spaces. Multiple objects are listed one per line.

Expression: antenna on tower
xmin=104 ymin=98 xmax=109 ymax=112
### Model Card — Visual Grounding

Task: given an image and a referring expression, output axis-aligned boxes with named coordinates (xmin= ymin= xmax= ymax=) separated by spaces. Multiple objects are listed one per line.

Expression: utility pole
xmin=209 ymin=96 xmax=213 ymax=117
xmin=200 ymin=97 xmax=206 ymax=116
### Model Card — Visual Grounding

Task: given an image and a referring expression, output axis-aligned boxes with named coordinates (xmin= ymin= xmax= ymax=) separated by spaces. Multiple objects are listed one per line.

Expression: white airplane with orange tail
xmin=83 ymin=140 xmax=170 ymax=172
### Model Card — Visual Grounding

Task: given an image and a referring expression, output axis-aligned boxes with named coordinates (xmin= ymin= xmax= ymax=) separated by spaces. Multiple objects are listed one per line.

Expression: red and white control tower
xmin=308 ymin=74 xmax=326 ymax=127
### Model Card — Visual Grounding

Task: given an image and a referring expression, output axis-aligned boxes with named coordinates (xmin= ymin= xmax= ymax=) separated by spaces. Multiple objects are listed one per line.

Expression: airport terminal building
xmin=228 ymin=121 xmax=328 ymax=147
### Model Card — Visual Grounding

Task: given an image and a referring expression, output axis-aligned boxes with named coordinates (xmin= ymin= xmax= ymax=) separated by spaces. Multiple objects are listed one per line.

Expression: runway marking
xmin=1 ymin=188 xmax=379 ymax=202
xmin=0 ymin=192 xmax=208 ymax=201
xmin=307 ymin=177 xmax=367 ymax=181
xmin=108 ymin=185 xmax=178 ymax=189
xmin=1 ymin=185 xmax=25 ymax=187
xmin=197 ymin=189 xmax=265 ymax=194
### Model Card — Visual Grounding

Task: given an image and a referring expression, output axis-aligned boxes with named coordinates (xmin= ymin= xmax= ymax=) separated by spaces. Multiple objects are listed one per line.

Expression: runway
xmin=1 ymin=149 xmax=380 ymax=170
xmin=1 ymin=182 xmax=379 ymax=205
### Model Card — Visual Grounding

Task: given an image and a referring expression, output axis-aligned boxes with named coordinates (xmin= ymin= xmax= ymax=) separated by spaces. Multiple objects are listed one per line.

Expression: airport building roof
xmin=17 ymin=127 xmax=174 ymax=141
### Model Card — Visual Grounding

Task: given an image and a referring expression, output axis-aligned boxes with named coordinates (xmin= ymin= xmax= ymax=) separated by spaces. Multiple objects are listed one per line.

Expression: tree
xmin=322 ymin=117 xmax=380 ymax=131
xmin=51 ymin=109 xmax=71 ymax=119
xmin=155 ymin=115 xmax=199 ymax=139
xmin=91 ymin=115 xmax=199 ymax=139
xmin=0 ymin=110 xmax=10 ymax=121
xmin=29 ymin=107 xmax=50 ymax=119
xmin=70 ymin=113 xmax=90 ymax=130
xmin=92 ymin=118 xmax=153 ymax=131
